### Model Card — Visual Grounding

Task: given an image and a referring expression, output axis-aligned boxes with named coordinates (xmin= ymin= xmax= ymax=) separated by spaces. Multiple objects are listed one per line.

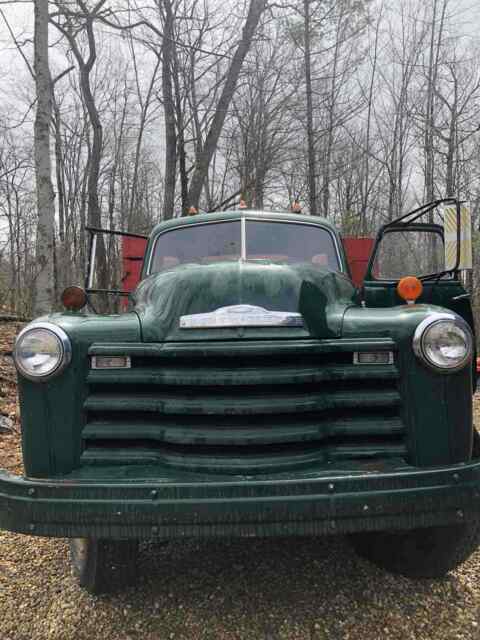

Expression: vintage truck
xmin=1 ymin=199 xmax=479 ymax=593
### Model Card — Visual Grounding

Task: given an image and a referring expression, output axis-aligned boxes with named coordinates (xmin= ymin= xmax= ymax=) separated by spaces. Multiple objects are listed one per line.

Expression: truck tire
xmin=349 ymin=522 xmax=480 ymax=578
xmin=472 ymin=427 xmax=480 ymax=458
xmin=69 ymin=538 xmax=139 ymax=594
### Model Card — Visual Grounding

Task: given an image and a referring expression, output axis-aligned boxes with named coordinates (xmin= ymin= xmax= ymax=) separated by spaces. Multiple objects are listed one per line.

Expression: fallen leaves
xmin=0 ymin=321 xmax=25 ymax=474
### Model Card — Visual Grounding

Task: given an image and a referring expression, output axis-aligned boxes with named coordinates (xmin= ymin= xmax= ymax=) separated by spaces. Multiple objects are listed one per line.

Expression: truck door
xmin=362 ymin=199 xmax=474 ymax=333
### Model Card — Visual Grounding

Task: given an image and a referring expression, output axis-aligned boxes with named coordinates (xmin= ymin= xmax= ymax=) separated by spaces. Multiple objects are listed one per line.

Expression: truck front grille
xmin=83 ymin=340 xmax=405 ymax=473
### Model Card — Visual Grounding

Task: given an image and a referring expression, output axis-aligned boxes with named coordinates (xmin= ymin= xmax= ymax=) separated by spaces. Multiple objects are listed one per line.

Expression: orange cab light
xmin=291 ymin=200 xmax=302 ymax=213
xmin=396 ymin=276 xmax=423 ymax=304
xmin=61 ymin=285 xmax=87 ymax=311
xmin=187 ymin=206 xmax=198 ymax=216
xmin=239 ymin=199 xmax=248 ymax=209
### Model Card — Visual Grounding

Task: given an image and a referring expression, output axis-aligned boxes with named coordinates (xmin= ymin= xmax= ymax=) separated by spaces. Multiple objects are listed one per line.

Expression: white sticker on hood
xmin=180 ymin=304 xmax=304 ymax=329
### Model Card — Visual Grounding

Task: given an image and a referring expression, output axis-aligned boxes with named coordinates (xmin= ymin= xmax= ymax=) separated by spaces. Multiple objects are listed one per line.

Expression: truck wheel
xmin=69 ymin=538 xmax=139 ymax=594
xmin=349 ymin=522 xmax=480 ymax=578
xmin=472 ymin=427 xmax=480 ymax=458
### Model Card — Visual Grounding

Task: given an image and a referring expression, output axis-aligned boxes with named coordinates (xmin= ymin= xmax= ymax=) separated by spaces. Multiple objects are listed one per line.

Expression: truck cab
xmin=2 ymin=201 xmax=479 ymax=593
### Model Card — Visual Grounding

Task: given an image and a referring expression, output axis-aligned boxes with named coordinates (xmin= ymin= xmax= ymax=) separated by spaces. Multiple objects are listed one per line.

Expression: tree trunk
xmin=50 ymin=2 xmax=108 ymax=304
xmin=322 ymin=23 xmax=341 ymax=219
xmin=161 ymin=0 xmax=177 ymax=220
xmin=172 ymin=46 xmax=188 ymax=215
xmin=445 ymin=74 xmax=458 ymax=198
xmin=129 ymin=55 xmax=160 ymax=226
xmin=80 ymin=64 xmax=107 ymax=304
xmin=303 ymin=0 xmax=317 ymax=215
xmin=187 ymin=0 xmax=266 ymax=209
xmin=424 ymin=0 xmax=447 ymax=203
xmin=361 ymin=7 xmax=382 ymax=233
xmin=33 ymin=0 xmax=55 ymax=316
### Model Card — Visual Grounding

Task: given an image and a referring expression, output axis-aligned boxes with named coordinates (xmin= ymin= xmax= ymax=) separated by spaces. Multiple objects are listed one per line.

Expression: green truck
xmin=1 ymin=199 xmax=479 ymax=593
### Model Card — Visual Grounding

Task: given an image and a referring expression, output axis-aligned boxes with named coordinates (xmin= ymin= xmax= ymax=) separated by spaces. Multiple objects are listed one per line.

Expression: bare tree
xmin=423 ymin=0 xmax=447 ymax=202
xmin=433 ymin=55 xmax=480 ymax=197
xmin=186 ymin=0 xmax=267 ymax=208
xmin=127 ymin=36 xmax=161 ymax=227
xmin=359 ymin=3 xmax=382 ymax=233
xmin=51 ymin=0 xmax=109 ymax=299
xmin=158 ymin=0 xmax=177 ymax=219
xmin=303 ymin=0 xmax=317 ymax=214
xmin=33 ymin=0 xmax=55 ymax=315
xmin=320 ymin=0 xmax=367 ymax=218
xmin=3 ymin=0 xmax=480 ymax=320
xmin=229 ymin=24 xmax=300 ymax=208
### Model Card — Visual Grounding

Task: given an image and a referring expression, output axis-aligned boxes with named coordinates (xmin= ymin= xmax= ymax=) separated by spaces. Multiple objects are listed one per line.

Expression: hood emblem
xmin=180 ymin=305 xmax=304 ymax=329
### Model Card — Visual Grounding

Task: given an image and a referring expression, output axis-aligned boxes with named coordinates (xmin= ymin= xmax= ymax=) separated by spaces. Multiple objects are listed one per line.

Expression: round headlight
xmin=413 ymin=314 xmax=472 ymax=373
xmin=14 ymin=323 xmax=72 ymax=381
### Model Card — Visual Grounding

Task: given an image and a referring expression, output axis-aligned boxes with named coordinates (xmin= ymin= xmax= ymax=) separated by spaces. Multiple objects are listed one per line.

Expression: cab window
xmin=372 ymin=228 xmax=444 ymax=280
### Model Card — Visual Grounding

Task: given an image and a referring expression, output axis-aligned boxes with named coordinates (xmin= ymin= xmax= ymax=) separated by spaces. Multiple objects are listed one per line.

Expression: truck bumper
xmin=1 ymin=461 xmax=480 ymax=539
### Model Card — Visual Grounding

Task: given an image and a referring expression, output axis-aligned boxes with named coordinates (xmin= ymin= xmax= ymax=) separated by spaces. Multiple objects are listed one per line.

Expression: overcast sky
xmin=1 ymin=0 xmax=480 ymax=129
xmin=1 ymin=1 xmax=479 ymax=76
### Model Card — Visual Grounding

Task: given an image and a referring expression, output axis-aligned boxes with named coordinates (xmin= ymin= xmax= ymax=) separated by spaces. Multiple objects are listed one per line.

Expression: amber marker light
xmin=396 ymin=276 xmax=423 ymax=305
xmin=61 ymin=285 xmax=87 ymax=311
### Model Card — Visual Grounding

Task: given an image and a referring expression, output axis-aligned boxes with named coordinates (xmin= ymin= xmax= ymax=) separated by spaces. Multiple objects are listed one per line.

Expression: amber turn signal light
xmin=396 ymin=276 xmax=423 ymax=304
xmin=61 ymin=286 xmax=87 ymax=311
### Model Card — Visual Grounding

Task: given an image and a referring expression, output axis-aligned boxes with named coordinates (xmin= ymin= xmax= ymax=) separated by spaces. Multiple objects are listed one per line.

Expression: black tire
xmin=69 ymin=538 xmax=139 ymax=594
xmin=350 ymin=521 xmax=480 ymax=578
xmin=472 ymin=427 xmax=480 ymax=458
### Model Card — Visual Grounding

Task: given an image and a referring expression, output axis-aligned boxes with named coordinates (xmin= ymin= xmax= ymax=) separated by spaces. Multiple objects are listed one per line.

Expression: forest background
xmin=0 ymin=0 xmax=479 ymax=321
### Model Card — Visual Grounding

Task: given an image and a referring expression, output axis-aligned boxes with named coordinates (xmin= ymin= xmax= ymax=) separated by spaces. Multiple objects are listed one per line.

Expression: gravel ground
xmin=1 ymin=534 xmax=480 ymax=640
xmin=1 ymin=322 xmax=480 ymax=640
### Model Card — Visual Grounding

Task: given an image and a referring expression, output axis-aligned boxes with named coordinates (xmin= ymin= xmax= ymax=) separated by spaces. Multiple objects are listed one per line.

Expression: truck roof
xmin=150 ymin=209 xmax=338 ymax=237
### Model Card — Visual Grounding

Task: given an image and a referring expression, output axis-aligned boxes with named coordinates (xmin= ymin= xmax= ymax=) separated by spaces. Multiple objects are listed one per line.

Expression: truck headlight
xmin=14 ymin=322 xmax=72 ymax=381
xmin=413 ymin=314 xmax=472 ymax=373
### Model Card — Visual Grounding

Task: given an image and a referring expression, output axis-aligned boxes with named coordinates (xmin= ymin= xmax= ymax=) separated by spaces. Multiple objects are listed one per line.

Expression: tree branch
xmin=0 ymin=8 xmax=35 ymax=78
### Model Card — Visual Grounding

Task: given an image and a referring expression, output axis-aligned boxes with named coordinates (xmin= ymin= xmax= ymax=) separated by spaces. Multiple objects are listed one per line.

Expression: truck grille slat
xmin=83 ymin=415 xmax=405 ymax=446
xmin=81 ymin=442 xmax=407 ymax=473
xmin=82 ymin=342 xmax=405 ymax=473
xmin=87 ymin=364 xmax=399 ymax=386
xmin=84 ymin=388 xmax=400 ymax=416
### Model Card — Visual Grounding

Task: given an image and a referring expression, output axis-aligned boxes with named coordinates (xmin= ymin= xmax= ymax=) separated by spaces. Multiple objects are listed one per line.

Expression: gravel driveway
xmin=1 ymin=321 xmax=480 ymax=640
xmin=1 ymin=532 xmax=480 ymax=640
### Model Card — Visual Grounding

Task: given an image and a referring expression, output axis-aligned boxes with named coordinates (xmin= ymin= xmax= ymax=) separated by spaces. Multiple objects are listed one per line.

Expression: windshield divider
xmin=241 ymin=216 xmax=247 ymax=261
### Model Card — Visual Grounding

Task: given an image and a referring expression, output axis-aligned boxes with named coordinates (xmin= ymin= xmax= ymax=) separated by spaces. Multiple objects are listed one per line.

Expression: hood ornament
xmin=180 ymin=304 xmax=304 ymax=329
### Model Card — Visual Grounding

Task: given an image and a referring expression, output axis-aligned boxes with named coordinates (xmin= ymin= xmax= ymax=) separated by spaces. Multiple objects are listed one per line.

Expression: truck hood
xmin=134 ymin=261 xmax=356 ymax=342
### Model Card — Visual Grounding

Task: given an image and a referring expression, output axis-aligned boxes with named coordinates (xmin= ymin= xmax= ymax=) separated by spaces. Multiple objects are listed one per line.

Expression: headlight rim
xmin=14 ymin=322 xmax=72 ymax=382
xmin=413 ymin=312 xmax=473 ymax=374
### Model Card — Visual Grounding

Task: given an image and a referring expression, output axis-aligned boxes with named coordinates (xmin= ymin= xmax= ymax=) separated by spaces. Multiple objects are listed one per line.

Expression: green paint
xmin=135 ymin=261 xmax=355 ymax=342
xmin=2 ymin=209 xmax=478 ymax=540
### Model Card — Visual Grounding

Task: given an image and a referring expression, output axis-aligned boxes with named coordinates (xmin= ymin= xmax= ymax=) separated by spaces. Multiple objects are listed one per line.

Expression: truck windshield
xmin=150 ymin=220 xmax=340 ymax=273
